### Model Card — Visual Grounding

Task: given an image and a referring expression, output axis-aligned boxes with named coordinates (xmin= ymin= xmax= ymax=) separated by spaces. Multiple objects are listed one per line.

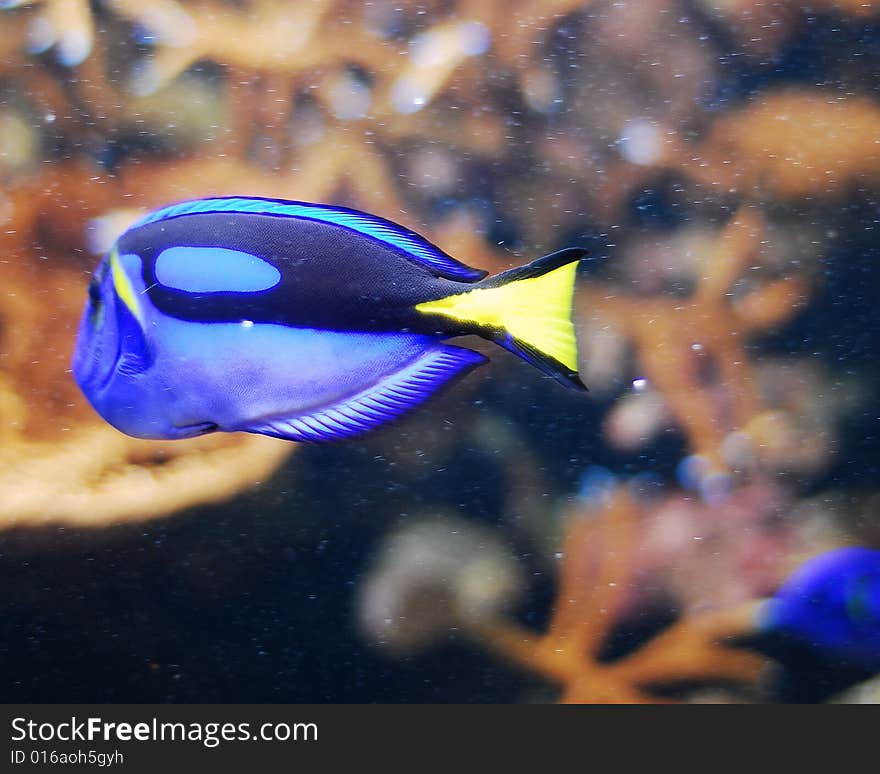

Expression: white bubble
xmin=25 ymin=17 xmax=54 ymax=55
xmin=390 ymin=77 xmax=427 ymax=115
xmin=676 ymin=454 xmax=708 ymax=491
xmin=327 ymin=73 xmax=372 ymax=120
xmin=619 ymin=119 xmax=663 ymax=166
xmin=57 ymin=29 xmax=91 ymax=67
xmin=699 ymin=472 xmax=732 ymax=506
xmin=459 ymin=22 xmax=491 ymax=56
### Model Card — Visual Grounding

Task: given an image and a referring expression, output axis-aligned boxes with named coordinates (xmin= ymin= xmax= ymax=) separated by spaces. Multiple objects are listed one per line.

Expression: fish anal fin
xmin=243 ymin=344 xmax=487 ymax=442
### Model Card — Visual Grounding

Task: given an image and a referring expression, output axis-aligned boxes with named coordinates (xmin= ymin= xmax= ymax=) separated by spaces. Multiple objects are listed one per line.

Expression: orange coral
xmin=113 ymin=0 xmax=403 ymax=96
xmin=578 ymin=209 xmax=809 ymax=473
xmin=434 ymin=205 xmax=813 ymax=477
xmin=686 ymin=91 xmax=880 ymax=199
xmin=465 ymin=491 xmax=768 ymax=703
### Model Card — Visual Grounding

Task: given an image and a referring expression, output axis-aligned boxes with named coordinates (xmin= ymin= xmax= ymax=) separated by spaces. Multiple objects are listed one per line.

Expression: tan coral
xmin=577 ymin=209 xmax=809 ymax=473
xmin=464 ymin=491 xmax=769 ymax=703
xmin=358 ymin=488 xmax=772 ymax=702
xmin=0 ymin=427 xmax=291 ymax=528
xmin=687 ymin=91 xmax=880 ymax=199
xmin=372 ymin=205 xmax=814 ymax=477
xmin=110 ymin=0 xmax=403 ymax=96
xmin=3 ymin=0 xmax=94 ymax=66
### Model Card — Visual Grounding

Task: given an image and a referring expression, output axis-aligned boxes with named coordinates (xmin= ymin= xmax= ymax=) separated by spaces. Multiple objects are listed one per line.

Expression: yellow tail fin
xmin=415 ymin=247 xmax=587 ymax=390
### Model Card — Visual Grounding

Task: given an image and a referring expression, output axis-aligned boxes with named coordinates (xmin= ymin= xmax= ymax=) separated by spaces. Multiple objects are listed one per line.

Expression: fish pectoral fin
xmin=242 ymin=344 xmax=487 ymax=443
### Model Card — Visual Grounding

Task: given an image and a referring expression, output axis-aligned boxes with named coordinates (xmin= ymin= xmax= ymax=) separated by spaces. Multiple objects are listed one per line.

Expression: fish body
xmin=761 ymin=547 xmax=880 ymax=668
xmin=73 ymin=197 xmax=587 ymax=443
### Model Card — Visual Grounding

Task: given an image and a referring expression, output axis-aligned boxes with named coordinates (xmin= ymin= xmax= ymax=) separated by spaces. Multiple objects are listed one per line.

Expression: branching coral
xmin=441 ymin=205 xmax=816 ymax=482
xmin=580 ymin=209 xmax=810 ymax=477
xmin=479 ymin=493 xmax=764 ymax=703
xmin=1 ymin=0 xmax=94 ymax=67
xmin=113 ymin=0 xmax=403 ymax=97
xmin=0 ymin=426 xmax=290 ymax=528
xmin=696 ymin=1 xmax=879 ymax=61
xmin=683 ymin=91 xmax=880 ymax=200
xmin=361 ymin=490 xmax=771 ymax=702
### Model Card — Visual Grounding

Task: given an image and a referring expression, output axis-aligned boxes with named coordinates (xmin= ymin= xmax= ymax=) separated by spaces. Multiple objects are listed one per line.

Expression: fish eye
xmin=87 ymin=277 xmax=106 ymax=328
xmin=88 ymin=279 xmax=102 ymax=307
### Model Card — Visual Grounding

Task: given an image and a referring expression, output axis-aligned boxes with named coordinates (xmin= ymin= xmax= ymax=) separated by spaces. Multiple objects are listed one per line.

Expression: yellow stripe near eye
xmin=110 ymin=249 xmax=143 ymax=324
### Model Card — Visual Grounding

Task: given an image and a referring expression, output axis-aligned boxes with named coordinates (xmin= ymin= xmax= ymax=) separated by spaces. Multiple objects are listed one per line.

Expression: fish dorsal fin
xmin=243 ymin=344 xmax=487 ymax=443
xmin=133 ymin=197 xmax=488 ymax=282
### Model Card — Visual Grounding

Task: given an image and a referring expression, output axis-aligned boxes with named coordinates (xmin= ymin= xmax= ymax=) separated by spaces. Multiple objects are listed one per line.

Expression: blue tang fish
xmin=760 ymin=547 xmax=880 ymax=668
xmin=72 ymin=197 xmax=587 ymax=443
